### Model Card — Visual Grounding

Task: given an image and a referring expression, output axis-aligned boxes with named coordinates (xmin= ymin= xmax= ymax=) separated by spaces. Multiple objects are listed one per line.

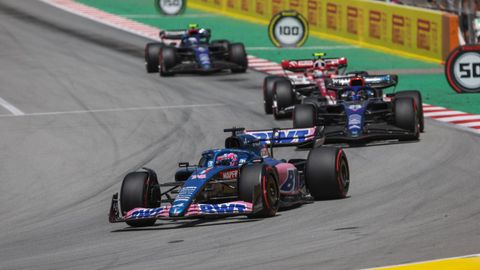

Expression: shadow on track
xmin=110 ymin=217 xmax=260 ymax=233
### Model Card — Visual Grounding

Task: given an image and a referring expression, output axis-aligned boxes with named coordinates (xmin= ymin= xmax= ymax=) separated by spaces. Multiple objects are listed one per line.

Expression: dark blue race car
xmin=109 ymin=127 xmax=350 ymax=227
xmin=144 ymin=24 xmax=248 ymax=76
xmin=292 ymin=74 xmax=424 ymax=143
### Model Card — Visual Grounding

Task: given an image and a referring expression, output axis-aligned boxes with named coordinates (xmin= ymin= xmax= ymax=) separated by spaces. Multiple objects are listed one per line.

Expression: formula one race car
xmin=109 ymin=127 xmax=350 ymax=227
xmin=144 ymin=24 xmax=248 ymax=76
xmin=292 ymin=74 xmax=424 ymax=144
xmin=263 ymin=53 xmax=358 ymax=119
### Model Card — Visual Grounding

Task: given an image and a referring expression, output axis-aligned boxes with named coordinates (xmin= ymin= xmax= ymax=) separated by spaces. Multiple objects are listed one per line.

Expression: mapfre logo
xmin=219 ymin=170 xmax=238 ymax=180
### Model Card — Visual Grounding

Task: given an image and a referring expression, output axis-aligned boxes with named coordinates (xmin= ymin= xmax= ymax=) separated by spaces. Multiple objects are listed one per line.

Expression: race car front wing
xmin=109 ymin=193 xmax=254 ymax=222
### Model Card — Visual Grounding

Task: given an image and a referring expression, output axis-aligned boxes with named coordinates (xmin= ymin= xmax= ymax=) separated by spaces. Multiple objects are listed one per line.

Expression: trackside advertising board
xmin=189 ymin=0 xmax=458 ymax=63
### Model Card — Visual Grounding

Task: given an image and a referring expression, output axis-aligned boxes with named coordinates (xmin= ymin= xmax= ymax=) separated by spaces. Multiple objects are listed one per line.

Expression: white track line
xmin=0 ymin=103 xmax=225 ymax=118
xmin=0 ymin=97 xmax=24 ymax=116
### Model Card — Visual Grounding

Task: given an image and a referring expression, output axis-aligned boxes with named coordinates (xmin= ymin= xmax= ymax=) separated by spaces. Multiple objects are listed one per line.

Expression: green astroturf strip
xmin=76 ymin=0 xmax=480 ymax=115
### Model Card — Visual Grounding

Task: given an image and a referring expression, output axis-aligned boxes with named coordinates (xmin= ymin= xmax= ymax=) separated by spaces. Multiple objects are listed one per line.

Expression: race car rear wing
xmin=280 ymin=57 xmax=348 ymax=73
xmin=159 ymin=29 xmax=212 ymax=40
xmin=326 ymin=74 xmax=399 ymax=90
xmin=245 ymin=127 xmax=323 ymax=148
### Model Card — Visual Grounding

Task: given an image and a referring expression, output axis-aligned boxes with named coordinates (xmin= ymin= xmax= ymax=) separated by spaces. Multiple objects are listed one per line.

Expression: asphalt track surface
xmin=0 ymin=1 xmax=479 ymax=269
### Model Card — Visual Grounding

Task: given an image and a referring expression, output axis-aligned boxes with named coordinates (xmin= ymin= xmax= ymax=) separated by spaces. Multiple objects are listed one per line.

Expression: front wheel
xmin=145 ymin=43 xmax=163 ymax=73
xmin=305 ymin=147 xmax=350 ymax=200
xmin=394 ymin=97 xmax=419 ymax=141
xmin=395 ymin=90 xmax=424 ymax=132
xmin=273 ymin=79 xmax=294 ymax=119
xmin=159 ymin=47 xmax=177 ymax=77
xmin=120 ymin=171 xmax=161 ymax=227
xmin=263 ymin=76 xmax=287 ymax=114
xmin=239 ymin=164 xmax=279 ymax=218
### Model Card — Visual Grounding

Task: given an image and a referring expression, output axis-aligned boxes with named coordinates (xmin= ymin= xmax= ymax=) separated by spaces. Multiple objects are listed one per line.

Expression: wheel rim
xmin=337 ymin=156 xmax=350 ymax=196
xmin=263 ymin=175 xmax=279 ymax=210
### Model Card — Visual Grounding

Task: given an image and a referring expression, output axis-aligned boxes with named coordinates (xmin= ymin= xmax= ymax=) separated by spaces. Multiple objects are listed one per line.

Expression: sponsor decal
xmin=191 ymin=174 xmax=206 ymax=179
xmin=348 ymin=114 xmax=362 ymax=126
xmin=392 ymin=15 xmax=406 ymax=45
xmin=417 ymin=19 xmax=431 ymax=50
xmin=255 ymin=0 xmax=265 ymax=15
xmin=348 ymin=104 xmax=363 ymax=111
xmin=176 ymin=186 xmax=197 ymax=201
xmin=307 ymin=0 xmax=320 ymax=26
xmin=369 ymin=10 xmax=382 ymax=39
xmin=199 ymin=203 xmax=248 ymax=214
xmin=247 ymin=128 xmax=314 ymax=144
xmin=347 ymin=6 xmax=359 ymax=35
xmin=219 ymin=169 xmax=239 ymax=180
xmin=128 ymin=207 xmax=165 ymax=219
xmin=326 ymin=3 xmax=338 ymax=30
xmin=241 ymin=0 xmax=248 ymax=11
xmin=271 ymin=0 xmax=284 ymax=15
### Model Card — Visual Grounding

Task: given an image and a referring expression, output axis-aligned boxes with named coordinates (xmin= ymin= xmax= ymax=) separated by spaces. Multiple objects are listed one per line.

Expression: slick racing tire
xmin=229 ymin=43 xmax=248 ymax=73
xmin=293 ymin=104 xmax=317 ymax=148
xmin=159 ymin=47 xmax=177 ymax=77
xmin=145 ymin=42 xmax=163 ymax=73
xmin=239 ymin=164 xmax=279 ymax=218
xmin=305 ymin=147 xmax=350 ymax=200
xmin=293 ymin=104 xmax=317 ymax=128
xmin=273 ymin=79 xmax=294 ymax=119
xmin=120 ymin=171 xmax=161 ymax=227
xmin=263 ymin=76 xmax=288 ymax=114
xmin=394 ymin=97 xmax=420 ymax=141
xmin=395 ymin=90 xmax=424 ymax=132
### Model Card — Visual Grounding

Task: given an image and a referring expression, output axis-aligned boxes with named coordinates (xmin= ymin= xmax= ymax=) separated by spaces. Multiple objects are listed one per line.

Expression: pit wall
xmin=188 ymin=0 xmax=459 ymax=63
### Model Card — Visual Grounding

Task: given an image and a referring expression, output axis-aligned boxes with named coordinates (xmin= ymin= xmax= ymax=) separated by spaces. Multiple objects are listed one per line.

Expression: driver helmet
xmin=313 ymin=59 xmax=326 ymax=68
xmin=187 ymin=23 xmax=199 ymax=35
xmin=215 ymin=153 xmax=238 ymax=166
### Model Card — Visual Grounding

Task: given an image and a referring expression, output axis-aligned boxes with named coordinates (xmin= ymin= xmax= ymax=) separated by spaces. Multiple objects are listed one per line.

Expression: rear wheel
xmin=228 ymin=43 xmax=248 ymax=73
xmin=239 ymin=164 xmax=279 ymax=218
xmin=273 ymin=80 xmax=294 ymax=119
xmin=159 ymin=47 xmax=177 ymax=77
xmin=305 ymin=147 xmax=349 ymax=200
xmin=293 ymin=104 xmax=317 ymax=128
xmin=120 ymin=171 xmax=161 ymax=227
xmin=395 ymin=90 xmax=424 ymax=132
xmin=263 ymin=76 xmax=287 ymax=114
xmin=145 ymin=43 xmax=163 ymax=73
xmin=394 ymin=97 xmax=419 ymax=140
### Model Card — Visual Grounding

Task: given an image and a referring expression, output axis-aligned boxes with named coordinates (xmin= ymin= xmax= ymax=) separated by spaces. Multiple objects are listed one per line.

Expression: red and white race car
xmin=262 ymin=53 xmax=366 ymax=119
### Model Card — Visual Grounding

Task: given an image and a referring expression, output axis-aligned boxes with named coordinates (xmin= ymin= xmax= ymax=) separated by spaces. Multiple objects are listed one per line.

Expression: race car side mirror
xmin=178 ymin=162 xmax=190 ymax=167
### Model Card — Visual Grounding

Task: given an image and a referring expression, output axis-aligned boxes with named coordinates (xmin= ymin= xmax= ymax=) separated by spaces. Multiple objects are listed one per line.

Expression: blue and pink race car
xmin=109 ymin=127 xmax=350 ymax=227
